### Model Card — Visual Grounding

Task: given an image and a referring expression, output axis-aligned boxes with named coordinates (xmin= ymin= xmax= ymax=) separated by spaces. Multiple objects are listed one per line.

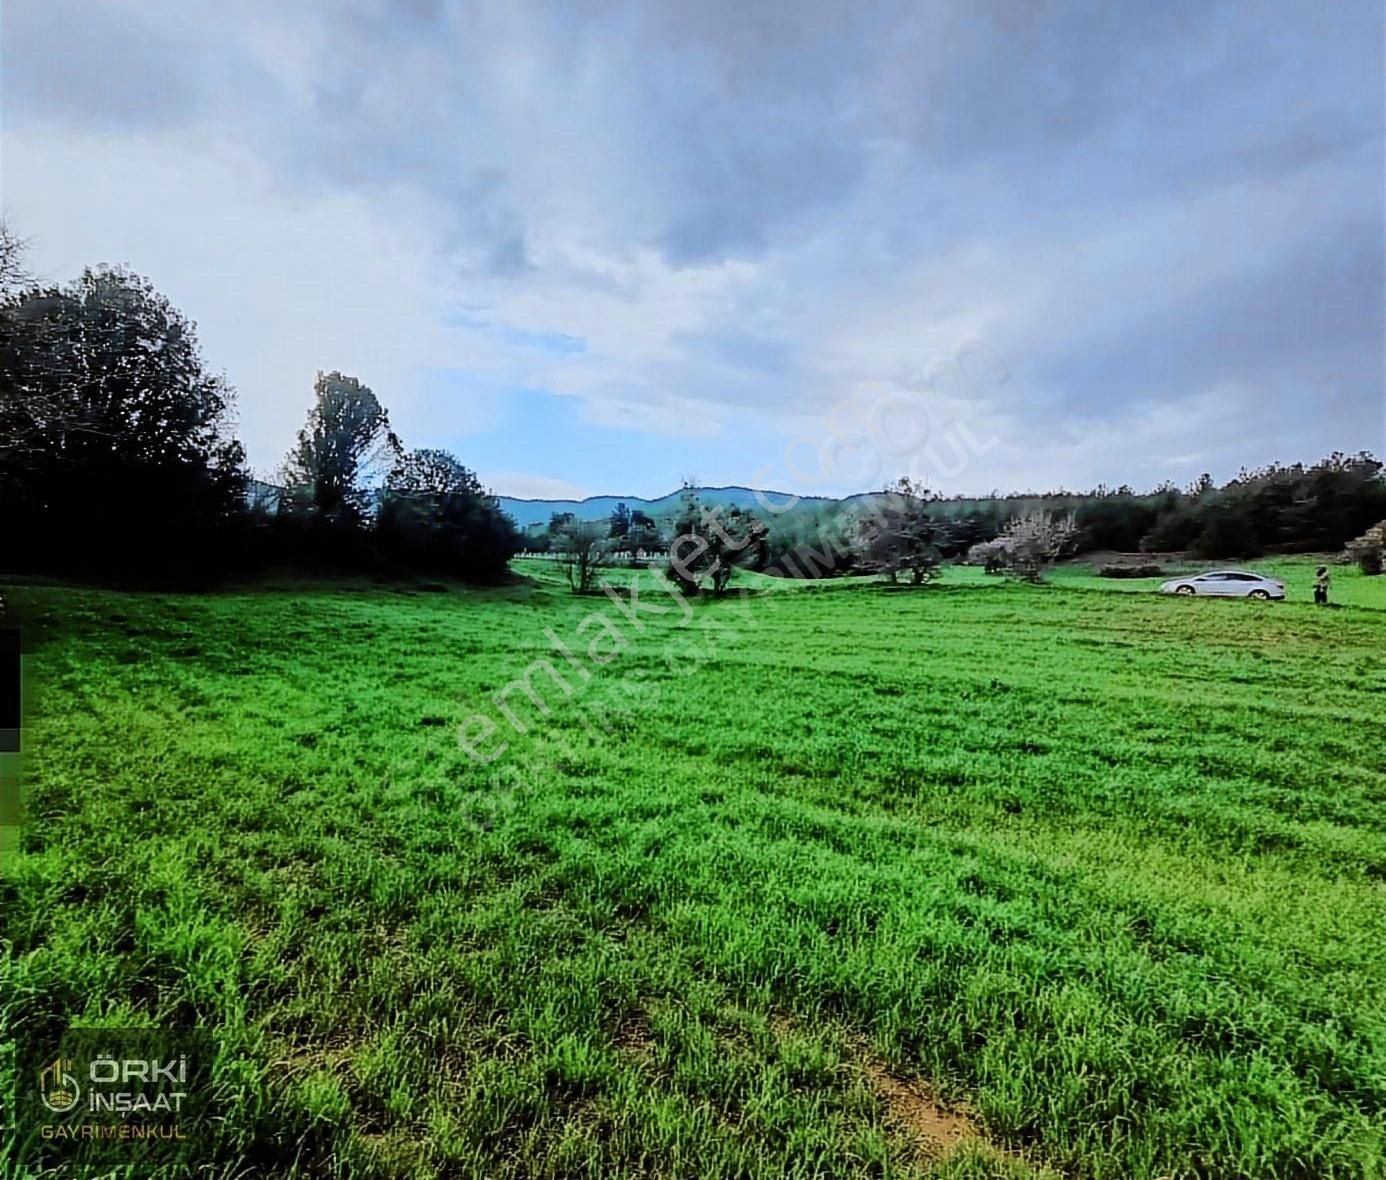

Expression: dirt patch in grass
xmin=859 ymin=1055 xmax=979 ymax=1157
xmin=852 ymin=1041 xmax=1066 ymax=1177
xmin=770 ymin=1015 xmax=984 ymax=1161
xmin=612 ymin=1008 xmax=656 ymax=1060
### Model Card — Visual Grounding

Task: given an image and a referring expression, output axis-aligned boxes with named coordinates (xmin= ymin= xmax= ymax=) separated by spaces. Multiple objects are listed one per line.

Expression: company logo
xmin=39 ymin=1058 xmax=80 ymax=1114
xmin=19 ymin=1028 xmax=211 ymax=1171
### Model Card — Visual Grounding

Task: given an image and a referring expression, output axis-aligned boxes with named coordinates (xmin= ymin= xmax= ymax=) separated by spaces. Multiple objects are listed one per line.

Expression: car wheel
xmin=1175 ymin=585 xmax=1196 ymax=595
xmin=1248 ymin=589 xmax=1270 ymax=600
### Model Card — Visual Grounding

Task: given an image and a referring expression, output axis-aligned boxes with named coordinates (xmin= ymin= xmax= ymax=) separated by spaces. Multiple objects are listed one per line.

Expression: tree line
xmin=0 ymin=229 xmax=518 ymax=583
xmin=543 ymin=457 xmax=1386 ymax=569
xmin=536 ymin=457 xmax=1386 ymax=596
xmin=3 ymin=226 xmax=1380 ymax=588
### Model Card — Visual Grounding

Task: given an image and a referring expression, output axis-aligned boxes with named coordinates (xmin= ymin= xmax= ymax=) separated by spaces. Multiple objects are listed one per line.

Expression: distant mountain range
xmin=496 ymin=485 xmax=838 ymax=529
xmin=248 ymin=480 xmax=840 ymax=528
xmin=245 ymin=480 xmax=841 ymax=527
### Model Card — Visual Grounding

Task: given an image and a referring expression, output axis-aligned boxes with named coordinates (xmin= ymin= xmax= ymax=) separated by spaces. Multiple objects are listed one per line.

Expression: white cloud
xmin=4 ymin=127 xmax=521 ymax=475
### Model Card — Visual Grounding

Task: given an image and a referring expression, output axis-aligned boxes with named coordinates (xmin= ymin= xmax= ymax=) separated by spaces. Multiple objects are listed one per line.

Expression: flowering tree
xmin=1345 ymin=520 xmax=1385 ymax=575
xmin=967 ymin=511 xmax=1080 ymax=581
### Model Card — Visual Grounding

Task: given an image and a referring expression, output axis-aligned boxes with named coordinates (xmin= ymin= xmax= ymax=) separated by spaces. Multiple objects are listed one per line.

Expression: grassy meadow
xmin=2 ymin=557 xmax=1384 ymax=1178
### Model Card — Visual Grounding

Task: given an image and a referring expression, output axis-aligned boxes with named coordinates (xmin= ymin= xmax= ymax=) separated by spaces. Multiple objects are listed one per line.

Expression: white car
xmin=1159 ymin=570 xmax=1286 ymax=599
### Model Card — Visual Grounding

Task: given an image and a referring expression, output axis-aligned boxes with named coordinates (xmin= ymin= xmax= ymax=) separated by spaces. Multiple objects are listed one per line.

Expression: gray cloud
xmin=4 ymin=1 xmax=185 ymax=126
xmin=4 ymin=0 xmax=1382 ymax=493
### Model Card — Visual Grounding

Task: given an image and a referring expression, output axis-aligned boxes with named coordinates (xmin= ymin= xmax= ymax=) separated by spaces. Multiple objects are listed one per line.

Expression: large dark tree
xmin=627 ymin=508 xmax=660 ymax=551
xmin=609 ymin=501 xmax=632 ymax=539
xmin=281 ymin=371 xmax=399 ymax=528
xmin=377 ymin=448 xmax=520 ymax=579
xmin=0 ymin=265 xmax=247 ymax=573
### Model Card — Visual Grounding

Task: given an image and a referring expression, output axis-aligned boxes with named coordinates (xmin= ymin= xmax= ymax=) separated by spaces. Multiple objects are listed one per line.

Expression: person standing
xmin=1314 ymin=565 xmax=1332 ymax=606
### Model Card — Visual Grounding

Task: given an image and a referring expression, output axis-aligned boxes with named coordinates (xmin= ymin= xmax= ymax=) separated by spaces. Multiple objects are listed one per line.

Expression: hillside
xmin=496 ymin=484 xmax=838 ymax=528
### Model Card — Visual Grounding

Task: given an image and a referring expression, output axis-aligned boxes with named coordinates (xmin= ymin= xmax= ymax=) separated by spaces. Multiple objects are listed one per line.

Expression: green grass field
xmin=3 ymin=557 xmax=1384 ymax=1178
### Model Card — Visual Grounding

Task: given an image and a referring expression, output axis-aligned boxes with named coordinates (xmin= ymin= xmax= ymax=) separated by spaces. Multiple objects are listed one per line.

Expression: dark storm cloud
xmin=1033 ymin=211 xmax=1384 ymax=426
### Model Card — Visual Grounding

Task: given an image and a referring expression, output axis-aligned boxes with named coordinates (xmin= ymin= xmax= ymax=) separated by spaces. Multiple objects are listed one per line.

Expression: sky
xmin=4 ymin=0 xmax=1383 ymax=501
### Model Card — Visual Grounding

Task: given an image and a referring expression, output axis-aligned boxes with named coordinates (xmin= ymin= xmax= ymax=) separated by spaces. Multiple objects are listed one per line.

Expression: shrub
xmin=1098 ymin=564 xmax=1165 ymax=578
xmin=966 ymin=538 xmax=1010 ymax=574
